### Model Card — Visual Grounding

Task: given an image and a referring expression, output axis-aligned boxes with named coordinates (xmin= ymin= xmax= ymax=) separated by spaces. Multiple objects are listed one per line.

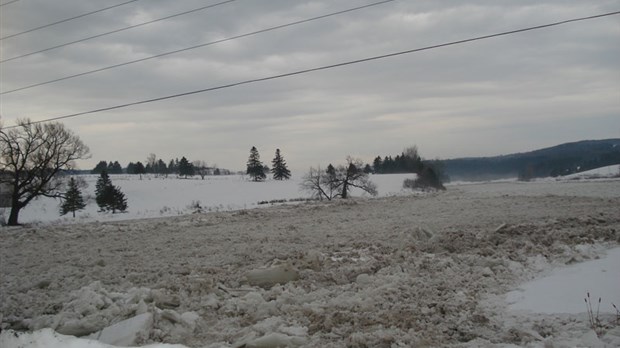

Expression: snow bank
xmin=506 ymin=247 xmax=620 ymax=314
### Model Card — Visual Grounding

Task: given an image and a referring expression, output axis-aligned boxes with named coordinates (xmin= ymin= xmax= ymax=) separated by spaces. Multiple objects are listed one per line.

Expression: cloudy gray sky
xmin=1 ymin=0 xmax=619 ymax=173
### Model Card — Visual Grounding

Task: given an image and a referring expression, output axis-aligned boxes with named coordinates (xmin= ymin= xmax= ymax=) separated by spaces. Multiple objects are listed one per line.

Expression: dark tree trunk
xmin=8 ymin=206 xmax=21 ymax=226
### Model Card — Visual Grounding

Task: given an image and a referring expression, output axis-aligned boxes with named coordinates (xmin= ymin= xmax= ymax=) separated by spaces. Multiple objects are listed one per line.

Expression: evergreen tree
xmin=91 ymin=161 xmax=108 ymax=174
xmin=363 ymin=164 xmax=373 ymax=174
xmin=95 ymin=170 xmax=113 ymax=211
xmin=135 ymin=161 xmax=146 ymax=175
xmin=60 ymin=177 xmax=86 ymax=218
xmin=156 ymin=159 xmax=168 ymax=176
xmin=246 ymin=146 xmax=266 ymax=181
xmin=111 ymin=161 xmax=123 ymax=174
xmin=109 ymin=186 xmax=128 ymax=213
xmin=372 ymin=156 xmax=383 ymax=174
xmin=178 ymin=156 xmax=194 ymax=178
xmin=95 ymin=171 xmax=128 ymax=213
xmin=271 ymin=149 xmax=291 ymax=180
xmin=126 ymin=162 xmax=136 ymax=174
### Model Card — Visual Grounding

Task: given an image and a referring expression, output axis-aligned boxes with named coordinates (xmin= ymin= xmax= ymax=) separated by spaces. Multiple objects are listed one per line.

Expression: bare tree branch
xmin=0 ymin=119 xmax=90 ymax=225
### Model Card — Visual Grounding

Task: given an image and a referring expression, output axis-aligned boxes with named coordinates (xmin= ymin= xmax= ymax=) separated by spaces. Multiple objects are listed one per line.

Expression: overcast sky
xmin=1 ymin=0 xmax=619 ymax=173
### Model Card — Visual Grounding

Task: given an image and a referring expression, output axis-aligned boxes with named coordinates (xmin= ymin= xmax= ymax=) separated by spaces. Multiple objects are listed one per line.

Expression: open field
xmin=1 ymin=178 xmax=620 ymax=347
xmin=1 ymin=174 xmax=416 ymax=225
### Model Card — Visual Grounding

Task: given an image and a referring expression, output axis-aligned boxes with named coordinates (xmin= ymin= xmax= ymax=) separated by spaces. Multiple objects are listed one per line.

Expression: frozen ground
xmin=1 ymin=179 xmax=620 ymax=347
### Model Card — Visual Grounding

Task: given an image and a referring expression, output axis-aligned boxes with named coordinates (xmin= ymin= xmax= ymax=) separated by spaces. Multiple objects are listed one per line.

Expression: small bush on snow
xmin=187 ymin=200 xmax=203 ymax=213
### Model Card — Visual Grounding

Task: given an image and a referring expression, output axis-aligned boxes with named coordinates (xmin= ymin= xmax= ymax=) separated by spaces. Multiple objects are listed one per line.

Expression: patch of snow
xmin=506 ymin=247 xmax=620 ymax=314
xmin=562 ymin=165 xmax=620 ymax=179
xmin=0 ymin=328 xmax=188 ymax=348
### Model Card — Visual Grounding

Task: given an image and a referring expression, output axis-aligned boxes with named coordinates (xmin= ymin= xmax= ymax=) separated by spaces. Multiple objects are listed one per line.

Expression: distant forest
xmin=440 ymin=139 xmax=620 ymax=181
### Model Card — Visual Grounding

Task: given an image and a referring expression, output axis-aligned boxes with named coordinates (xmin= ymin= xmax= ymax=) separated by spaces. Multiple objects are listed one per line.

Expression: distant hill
xmin=441 ymin=139 xmax=620 ymax=182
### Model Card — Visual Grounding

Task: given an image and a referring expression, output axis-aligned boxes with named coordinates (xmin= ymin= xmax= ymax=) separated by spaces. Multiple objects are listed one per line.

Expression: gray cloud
xmin=1 ymin=0 xmax=619 ymax=173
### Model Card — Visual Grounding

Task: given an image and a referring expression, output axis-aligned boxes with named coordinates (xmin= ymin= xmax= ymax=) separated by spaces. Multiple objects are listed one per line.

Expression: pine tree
xmin=373 ymin=156 xmax=383 ymax=174
xmin=95 ymin=170 xmax=113 ymax=211
xmin=60 ymin=177 xmax=86 ymax=218
xmin=91 ymin=161 xmax=108 ymax=174
xmin=135 ymin=162 xmax=146 ymax=175
xmin=126 ymin=162 xmax=136 ymax=174
xmin=271 ymin=149 xmax=291 ymax=180
xmin=178 ymin=156 xmax=194 ymax=178
xmin=246 ymin=146 xmax=266 ymax=181
xmin=95 ymin=171 xmax=128 ymax=213
xmin=111 ymin=161 xmax=123 ymax=174
xmin=109 ymin=186 xmax=128 ymax=213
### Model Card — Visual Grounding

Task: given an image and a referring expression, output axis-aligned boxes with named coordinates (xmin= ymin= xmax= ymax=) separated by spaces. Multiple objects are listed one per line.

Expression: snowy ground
xmin=0 ymin=173 xmax=416 ymax=225
xmin=1 ymin=177 xmax=620 ymax=347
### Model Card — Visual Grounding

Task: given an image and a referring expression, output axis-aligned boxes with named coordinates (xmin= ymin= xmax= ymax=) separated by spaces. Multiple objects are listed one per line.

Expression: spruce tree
xmin=95 ymin=170 xmax=113 ymax=211
xmin=95 ymin=171 xmax=128 ymax=213
xmin=91 ymin=161 xmax=108 ymax=174
xmin=109 ymin=186 xmax=128 ymax=213
xmin=271 ymin=149 xmax=291 ymax=180
xmin=178 ymin=156 xmax=194 ymax=178
xmin=246 ymin=146 xmax=266 ymax=181
xmin=60 ymin=177 xmax=86 ymax=218
xmin=111 ymin=161 xmax=123 ymax=174
xmin=135 ymin=162 xmax=146 ymax=175
xmin=126 ymin=162 xmax=136 ymax=174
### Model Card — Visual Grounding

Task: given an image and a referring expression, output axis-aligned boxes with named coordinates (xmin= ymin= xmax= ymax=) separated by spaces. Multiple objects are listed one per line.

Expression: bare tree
xmin=335 ymin=157 xmax=378 ymax=199
xmin=300 ymin=166 xmax=333 ymax=201
xmin=300 ymin=158 xmax=378 ymax=200
xmin=0 ymin=119 xmax=90 ymax=225
xmin=146 ymin=153 xmax=157 ymax=175
xmin=193 ymin=160 xmax=209 ymax=179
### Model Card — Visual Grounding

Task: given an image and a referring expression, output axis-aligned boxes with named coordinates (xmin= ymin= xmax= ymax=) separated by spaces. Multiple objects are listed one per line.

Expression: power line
xmin=4 ymin=10 xmax=620 ymax=129
xmin=0 ymin=0 xmax=21 ymax=7
xmin=1 ymin=0 xmax=236 ymax=63
xmin=0 ymin=0 xmax=396 ymax=95
xmin=0 ymin=0 xmax=142 ymax=40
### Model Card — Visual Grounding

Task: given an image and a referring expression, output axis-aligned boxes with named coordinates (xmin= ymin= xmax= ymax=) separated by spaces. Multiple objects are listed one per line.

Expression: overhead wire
xmin=4 ymin=10 xmax=619 ymax=129
xmin=0 ymin=0 xmax=20 ymax=7
xmin=0 ymin=0 xmax=142 ymax=40
xmin=1 ymin=0 xmax=237 ymax=63
xmin=0 ymin=0 xmax=396 ymax=95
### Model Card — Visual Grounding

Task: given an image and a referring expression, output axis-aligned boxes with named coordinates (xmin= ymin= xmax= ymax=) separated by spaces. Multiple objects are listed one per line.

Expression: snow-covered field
xmin=1 ymin=174 xmax=620 ymax=347
xmin=1 ymin=173 xmax=417 ymax=225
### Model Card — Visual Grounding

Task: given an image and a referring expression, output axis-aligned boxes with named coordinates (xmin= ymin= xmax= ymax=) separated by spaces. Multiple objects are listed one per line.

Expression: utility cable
xmin=4 ymin=10 xmax=620 ymax=129
xmin=0 ymin=0 xmax=396 ymax=95
xmin=1 ymin=0 xmax=142 ymax=40
xmin=1 ymin=0 xmax=236 ymax=63
xmin=0 ymin=0 xmax=20 ymax=7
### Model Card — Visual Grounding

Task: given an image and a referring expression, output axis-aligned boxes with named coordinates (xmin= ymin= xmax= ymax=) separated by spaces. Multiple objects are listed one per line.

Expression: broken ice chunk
xmin=246 ymin=262 xmax=299 ymax=289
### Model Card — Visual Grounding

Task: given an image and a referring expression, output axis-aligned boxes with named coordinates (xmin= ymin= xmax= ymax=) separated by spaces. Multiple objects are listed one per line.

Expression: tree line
xmin=91 ymin=155 xmax=231 ymax=178
xmin=368 ymin=146 xmax=424 ymax=174
xmin=0 ymin=119 xmax=441 ymax=225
